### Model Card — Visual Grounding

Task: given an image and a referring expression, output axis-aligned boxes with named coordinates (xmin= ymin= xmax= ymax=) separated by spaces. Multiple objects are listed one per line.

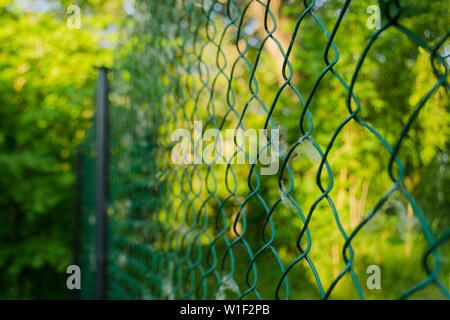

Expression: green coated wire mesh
xmin=79 ymin=0 xmax=450 ymax=300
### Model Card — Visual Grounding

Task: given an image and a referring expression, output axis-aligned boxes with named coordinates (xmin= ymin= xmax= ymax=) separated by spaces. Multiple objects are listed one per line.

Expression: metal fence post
xmin=73 ymin=146 xmax=82 ymax=299
xmin=95 ymin=67 xmax=109 ymax=300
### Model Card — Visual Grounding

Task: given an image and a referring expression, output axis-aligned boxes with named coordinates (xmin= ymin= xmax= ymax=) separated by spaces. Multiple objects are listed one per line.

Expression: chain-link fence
xmin=78 ymin=0 xmax=450 ymax=300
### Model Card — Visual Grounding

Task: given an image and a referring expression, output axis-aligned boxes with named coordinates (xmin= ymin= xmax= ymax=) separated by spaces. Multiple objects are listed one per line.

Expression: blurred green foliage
xmin=0 ymin=0 xmax=121 ymax=298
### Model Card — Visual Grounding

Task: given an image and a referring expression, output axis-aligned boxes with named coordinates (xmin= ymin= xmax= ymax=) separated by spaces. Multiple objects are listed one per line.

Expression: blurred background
xmin=0 ymin=0 xmax=123 ymax=298
xmin=0 ymin=0 xmax=448 ymax=299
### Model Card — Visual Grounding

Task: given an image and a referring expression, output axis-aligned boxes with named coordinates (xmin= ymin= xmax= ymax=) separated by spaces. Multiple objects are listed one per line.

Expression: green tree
xmin=0 ymin=0 xmax=120 ymax=298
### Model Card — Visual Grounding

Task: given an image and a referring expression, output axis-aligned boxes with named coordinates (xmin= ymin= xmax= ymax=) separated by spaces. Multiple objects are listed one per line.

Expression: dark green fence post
xmin=73 ymin=146 xmax=82 ymax=299
xmin=95 ymin=67 xmax=109 ymax=300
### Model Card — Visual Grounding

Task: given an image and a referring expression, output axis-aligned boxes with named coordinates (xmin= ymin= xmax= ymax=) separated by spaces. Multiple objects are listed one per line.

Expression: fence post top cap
xmin=95 ymin=66 xmax=110 ymax=72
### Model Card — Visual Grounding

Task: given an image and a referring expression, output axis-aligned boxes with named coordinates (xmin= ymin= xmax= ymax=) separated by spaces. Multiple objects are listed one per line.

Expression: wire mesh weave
xmin=79 ymin=0 xmax=450 ymax=300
